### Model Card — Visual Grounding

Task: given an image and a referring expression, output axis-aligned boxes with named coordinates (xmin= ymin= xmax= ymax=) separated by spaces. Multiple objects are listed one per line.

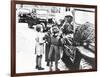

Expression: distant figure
xmin=35 ymin=24 xmax=45 ymax=70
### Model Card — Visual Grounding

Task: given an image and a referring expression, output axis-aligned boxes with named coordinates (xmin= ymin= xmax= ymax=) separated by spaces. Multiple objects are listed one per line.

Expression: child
xmin=35 ymin=24 xmax=45 ymax=70
xmin=48 ymin=25 xmax=60 ymax=71
xmin=44 ymin=30 xmax=51 ymax=66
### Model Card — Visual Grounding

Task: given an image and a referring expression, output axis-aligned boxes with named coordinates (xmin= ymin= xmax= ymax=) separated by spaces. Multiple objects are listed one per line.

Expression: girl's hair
xmin=36 ymin=25 xmax=41 ymax=32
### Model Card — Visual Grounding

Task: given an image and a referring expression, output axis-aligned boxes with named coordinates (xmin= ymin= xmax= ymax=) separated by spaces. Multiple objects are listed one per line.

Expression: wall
xmin=0 ymin=0 xmax=99 ymax=77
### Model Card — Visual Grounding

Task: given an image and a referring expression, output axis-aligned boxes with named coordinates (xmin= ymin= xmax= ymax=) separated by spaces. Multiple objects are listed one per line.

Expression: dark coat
xmin=44 ymin=33 xmax=56 ymax=61
xmin=61 ymin=46 xmax=82 ymax=70
xmin=48 ymin=36 xmax=60 ymax=61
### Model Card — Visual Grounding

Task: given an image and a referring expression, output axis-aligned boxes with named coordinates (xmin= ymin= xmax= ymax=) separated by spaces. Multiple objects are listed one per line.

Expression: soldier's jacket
xmin=62 ymin=22 xmax=74 ymax=35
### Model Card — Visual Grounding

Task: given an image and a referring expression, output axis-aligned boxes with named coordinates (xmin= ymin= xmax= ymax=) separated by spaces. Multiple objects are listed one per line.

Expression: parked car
xmin=17 ymin=8 xmax=30 ymax=23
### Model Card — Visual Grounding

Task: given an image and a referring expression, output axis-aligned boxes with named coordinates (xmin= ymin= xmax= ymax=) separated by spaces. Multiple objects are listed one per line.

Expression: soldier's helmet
xmin=64 ymin=11 xmax=73 ymax=23
xmin=65 ymin=11 xmax=73 ymax=18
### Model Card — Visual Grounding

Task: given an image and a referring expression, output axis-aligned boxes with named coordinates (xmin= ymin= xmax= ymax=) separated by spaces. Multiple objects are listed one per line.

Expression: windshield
xmin=74 ymin=8 xmax=95 ymax=25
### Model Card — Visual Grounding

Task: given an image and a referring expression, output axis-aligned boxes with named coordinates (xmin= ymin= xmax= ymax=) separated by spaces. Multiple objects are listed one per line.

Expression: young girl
xmin=35 ymin=24 xmax=45 ymax=70
xmin=48 ymin=25 xmax=60 ymax=71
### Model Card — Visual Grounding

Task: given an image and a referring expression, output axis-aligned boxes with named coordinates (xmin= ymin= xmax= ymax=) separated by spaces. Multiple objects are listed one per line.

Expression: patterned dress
xmin=35 ymin=32 xmax=45 ymax=56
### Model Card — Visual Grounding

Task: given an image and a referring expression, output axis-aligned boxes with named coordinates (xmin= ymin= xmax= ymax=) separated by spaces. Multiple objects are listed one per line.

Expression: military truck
xmin=18 ymin=8 xmax=48 ymax=31
xmin=26 ymin=13 xmax=47 ymax=28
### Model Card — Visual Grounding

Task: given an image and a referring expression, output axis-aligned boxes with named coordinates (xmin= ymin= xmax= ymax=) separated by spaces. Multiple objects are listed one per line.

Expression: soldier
xmin=60 ymin=11 xmax=79 ymax=70
xmin=60 ymin=11 xmax=92 ymax=70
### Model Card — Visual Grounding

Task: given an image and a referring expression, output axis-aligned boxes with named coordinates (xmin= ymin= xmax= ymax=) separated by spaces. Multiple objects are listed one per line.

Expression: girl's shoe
xmin=35 ymin=65 xmax=39 ymax=69
xmin=49 ymin=68 xmax=53 ymax=72
xmin=47 ymin=62 xmax=49 ymax=66
xmin=38 ymin=67 xmax=44 ymax=70
xmin=56 ymin=68 xmax=60 ymax=71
